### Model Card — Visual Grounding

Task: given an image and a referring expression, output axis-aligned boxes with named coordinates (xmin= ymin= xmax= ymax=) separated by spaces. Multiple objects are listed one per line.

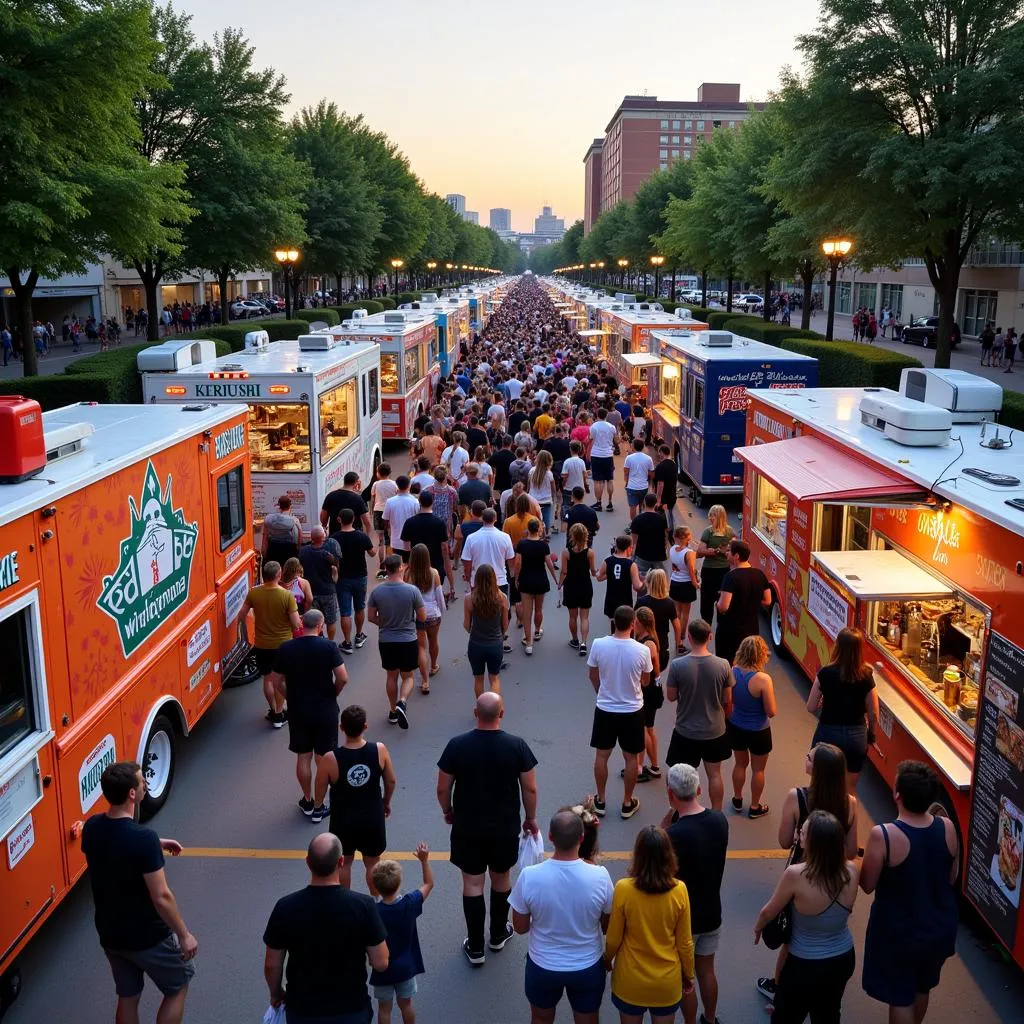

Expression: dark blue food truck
xmin=648 ymin=329 xmax=818 ymax=505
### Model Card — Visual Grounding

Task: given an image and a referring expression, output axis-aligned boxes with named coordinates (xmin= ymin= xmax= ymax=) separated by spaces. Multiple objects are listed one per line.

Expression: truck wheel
xmin=0 ymin=962 xmax=22 ymax=1018
xmin=140 ymin=714 xmax=176 ymax=819
xmin=768 ymin=593 xmax=790 ymax=659
xmin=224 ymin=650 xmax=260 ymax=689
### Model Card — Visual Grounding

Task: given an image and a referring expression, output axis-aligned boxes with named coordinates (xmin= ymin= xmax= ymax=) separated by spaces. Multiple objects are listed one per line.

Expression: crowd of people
xmin=77 ymin=277 xmax=961 ymax=1024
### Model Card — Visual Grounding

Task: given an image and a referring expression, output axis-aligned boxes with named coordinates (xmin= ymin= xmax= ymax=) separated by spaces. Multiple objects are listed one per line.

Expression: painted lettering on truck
xmin=195 ymin=383 xmax=262 ymax=398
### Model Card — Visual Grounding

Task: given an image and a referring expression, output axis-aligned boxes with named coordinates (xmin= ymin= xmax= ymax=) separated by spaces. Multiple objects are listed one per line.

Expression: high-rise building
xmin=489 ymin=208 xmax=512 ymax=231
xmin=464 ymin=211 xmax=479 ymax=225
xmin=534 ymin=205 xmax=565 ymax=240
xmin=445 ymin=193 xmax=466 ymax=216
xmin=584 ymin=84 xmax=765 ymax=229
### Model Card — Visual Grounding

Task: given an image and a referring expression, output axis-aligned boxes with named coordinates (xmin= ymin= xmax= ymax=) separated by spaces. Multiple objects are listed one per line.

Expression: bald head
xmin=307 ymin=833 xmax=342 ymax=878
xmin=310 ymin=525 xmax=326 ymax=544
xmin=474 ymin=692 xmax=504 ymax=726
xmin=549 ymin=809 xmax=584 ymax=852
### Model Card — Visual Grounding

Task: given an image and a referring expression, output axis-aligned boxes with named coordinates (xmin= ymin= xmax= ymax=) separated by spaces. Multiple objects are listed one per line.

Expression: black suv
xmin=901 ymin=316 xmax=960 ymax=348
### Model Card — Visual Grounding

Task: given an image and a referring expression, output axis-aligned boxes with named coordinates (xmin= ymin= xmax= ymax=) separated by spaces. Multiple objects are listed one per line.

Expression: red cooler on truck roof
xmin=0 ymin=396 xmax=46 ymax=482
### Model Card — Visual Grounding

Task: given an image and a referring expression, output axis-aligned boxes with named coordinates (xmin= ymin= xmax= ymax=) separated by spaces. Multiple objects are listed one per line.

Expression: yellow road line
xmin=181 ymin=847 xmax=789 ymax=861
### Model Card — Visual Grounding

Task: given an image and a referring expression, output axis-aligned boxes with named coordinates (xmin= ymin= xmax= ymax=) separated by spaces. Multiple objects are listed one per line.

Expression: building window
xmin=683 ymin=152 xmax=691 ymax=161
xmin=696 ymin=120 xmax=705 ymax=131
xmin=728 ymin=120 xmax=736 ymax=128
xmin=660 ymin=119 xmax=669 ymax=129
xmin=684 ymin=136 xmax=691 ymax=145
xmin=672 ymin=135 xmax=679 ymax=144
xmin=696 ymin=136 xmax=705 ymax=144
xmin=712 ymin=120 xmax=722 ymax=128
xmin=880 ymin=284 xmax=903 ymax=319
xmin=836 ymin=280 xmax=852 ymax=315
xmin=684 ymin=120 xmax=692 ymax=129
xmin=672 ymin=120 xmax=680 ymax=129
xmin=671 ymin=149 xmax=680 ymax=158
xmin=217 ymin=466 xmax=246 ymax=550
xmin=960 ymin=289 xmax=998 ymax=337
xmin=659 ymin=162 xmax=668 ymax=170
xmin=660 ymin=135 xmax=668 ymax=144
xmin=659 ymin=149 xmax=668 ymax=159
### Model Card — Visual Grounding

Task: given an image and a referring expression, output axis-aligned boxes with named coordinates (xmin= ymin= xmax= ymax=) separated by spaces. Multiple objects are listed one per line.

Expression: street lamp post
xmin=617 ymin=258 xmax=629 ymax=288
xmin=426 ymin=261 xmax=437 ymax=289
xmin=596 ymin=261 xmax=605 ymax=286
xmin=650 ymin=255 xmax=665 ymax=299
xmin=274 ymin=247 xmax=300 ymax=319
xmin=821 ymin=239 xmax=853 ymax=341
xmin=390 ymin=258 xmax=404 ymax=296
xmin=445 ymin=262 xmax=454 ymax=287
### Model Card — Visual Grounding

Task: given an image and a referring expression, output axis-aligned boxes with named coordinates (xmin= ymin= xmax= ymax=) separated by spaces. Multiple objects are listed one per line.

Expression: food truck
xmin=0 ymin=399 xmax=255 ymax=1007
xmin=598 ymin=305 xmax=708 ymax=389
xmin=458 ymin=286 xmax=490 ymax=336
xmin=140 ymin=332 xmax=383 ymax=536
xmin=398 ymin=294 xmax=469 ymax=376
xmin=647 ymin=329 xmax=817 ymax=504
xmin=737 ymin=370 xmax=1024 ymax=965
xmin=318 ymin=310 xmax=439 ymax=441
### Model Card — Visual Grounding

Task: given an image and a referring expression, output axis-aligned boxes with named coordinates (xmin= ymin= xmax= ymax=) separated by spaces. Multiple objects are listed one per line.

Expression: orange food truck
xmin=736 ymin=370 xmax=1024 ymax=964
xmin=0 ymin=399 xmax=256 ymax=1008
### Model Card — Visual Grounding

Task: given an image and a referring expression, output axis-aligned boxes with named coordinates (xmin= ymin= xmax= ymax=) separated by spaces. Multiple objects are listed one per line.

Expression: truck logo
xmin=79 ymin=734 xmax=117 ymax=813
xmin=195 ymin=382 xmax=262 ymax=398
xmin=0 ymin=550 xmax=19 ymax=591
xmin=718 ymin=385 xmax=748 ymax=415
xmin=214 ymin=424 xmax=245 ymax=459
xmin=97 ymin=460 xmax=199 ymax=656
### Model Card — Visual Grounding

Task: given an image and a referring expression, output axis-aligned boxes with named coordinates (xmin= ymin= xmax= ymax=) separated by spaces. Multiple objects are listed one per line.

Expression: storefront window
xmin=318 ymin=378 xmax=358 ymax=467
xmin=753 ymin=472 xmax=788 ymax=553
xmin=248 ymin=404 xmax=311 ymax=473
xmin=880 ymin=284 xmax=903 ymax=319
xmin=661 ymin=362 xmax=681 ymax=408
xmin=853 ymin=282 xmax=877 ymax=312
xmin=404 ymin=345 xmax=421 ymax=388
xmin=836 ymin=280 xmax=852 ymax=314
xmin=960 ymin=289 xmax=998 ymax=337
xmin=380 ymin=353 xmax=399 ymax=394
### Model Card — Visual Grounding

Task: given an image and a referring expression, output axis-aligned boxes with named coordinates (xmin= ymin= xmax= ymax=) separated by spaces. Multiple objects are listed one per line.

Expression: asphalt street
xmin=6 ymin=462 xmax=1024 ymax=1024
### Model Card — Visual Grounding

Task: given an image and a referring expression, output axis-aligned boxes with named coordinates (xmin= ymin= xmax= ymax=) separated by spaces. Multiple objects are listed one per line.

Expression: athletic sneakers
xmin=387 ymin=710 xmax=400 ymax=725
xmin=489 ymin=923 xmax=514 ymax=951
xmin=605 ymin=503 xmax=614 ymax=512
xmin=620 ymin=797 xmax=640 ymax=819
xmin=375 ymin=569 xmax=387 ymax=580
xmin=462 ymin=940 xmax=485 ymax=967
xmin=354 ymin=632 xmax=368 ymax=649
xmin=592 ymin=797 xmax=606 ymax=817
xmin=534 ymin=628 xmax=543 ymax=640
xmin=619 ymin=766 xmax=655 ymax=783
xmin=524 ymin=644 xmax=533 ymax=655
xmin=589 ymin=501 xmax=602 ymax=511
xmin=569 ymin=637 xmax=580 ymax=649
xmin=749 ymin=804 xmax=770 ymax=819
xmin=646 ymin=764 xmax=662 ymax=778
xmin=757 ymin=977 xmax=777 ymax=999
xmin=310 ymin=804 xmax=327 ymax=824
xmin=579 ymin=642 xmax=587 ymax=656
xmin=298 ymin=798 xmax=314 ymax=817
xmin=503 ymin=639 xmax=512 ymax=652
xmin=271 ymin=710 xmax=285 ymax=729
xmin=395 ymin=700 xmax=409 ymax=730
xmin=340 ymin=640 xmax=354 ymax=655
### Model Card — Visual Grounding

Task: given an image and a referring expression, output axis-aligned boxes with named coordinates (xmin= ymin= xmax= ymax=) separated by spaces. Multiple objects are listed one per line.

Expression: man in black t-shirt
xmin=653 ymin=445 xmax=680 ymax=530
xmin=264 ymin=833 xmax=388 ymax=1020
xmin=630 ymin=493 xmax=669 ymax=575
xmin=664 ymin=762 xmax=729 ymax=1024
xmin=82 ymin=762 xmax=197 ymax=1021
xmin=401 ymin=491 xmax=453 ymax=590
xmin=457 ymin=462 xmax=493 ymax=515
xmin=270 ymin=609 xmax=348 ymax=817
xmin=436 ymin=692 xmax=539 ymax=966
xmin=565 ymin=486 xmax=599 ymax=546
xmin=466 ymin=415 xmax=489 ymax=455
xmin=715 ymin=538 xmax=772 ymax=664
xmin=508 ymin=402 xmax=529 ymax=437
xmin=331 ymin=507 xmax=376 ymax=654
xmin=488 ymin=435 xmax=516 ymax=496
xmin=321 ymin=471 xmax=372 ymax=534
xmin=299 ymin=527 xmax=341 ymax=641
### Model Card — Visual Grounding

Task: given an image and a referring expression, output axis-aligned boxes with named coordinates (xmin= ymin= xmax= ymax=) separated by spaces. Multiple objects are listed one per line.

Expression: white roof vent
xmin=384 ymin=311 xmax=406 ymax=324
xmin=136 ymin=339 xmax=218 ymax=371
xmin=298 ymin=333 xmax=339 ymax=351
xmin=859 ymin=392 xmax=952 ymax=446
xmin=350 ymin=307 xmax=368 ymax=319
xmin=899 ymin=368 xmax=1002 ymax=423
xmin=44 ymin=421 xmax=94 ymax=463
xmin=675 ymin=307 xmax=693 ymax=319
xmin=697 ymin=331 xmax=733 ymax=348
xmin=244 ymin=330 xmax=270 ymax=351
xmin=420 ymin=293 xmax=439 ymax=303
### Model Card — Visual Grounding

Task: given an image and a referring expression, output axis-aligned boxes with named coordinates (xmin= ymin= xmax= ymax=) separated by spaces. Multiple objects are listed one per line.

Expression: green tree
xmin=560 ymin=220 xmax=584 ymax=265
xmin=781 ymin=0 xmax=1024 ymax=365
xmin=0 ymin=0 xmax=186 ymax=375
xmin=290 ymin=101 xmax=383 ymax=298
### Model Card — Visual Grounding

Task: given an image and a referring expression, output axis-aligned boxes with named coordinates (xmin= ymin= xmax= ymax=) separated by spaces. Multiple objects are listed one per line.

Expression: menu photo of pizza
xmin=994 ymin=711 xmax=1024 ymax=772
xmin=991 ymin=796 xmax=1024 ymax=908
xmin=987 ymin=676 xmax=1020 ymax=719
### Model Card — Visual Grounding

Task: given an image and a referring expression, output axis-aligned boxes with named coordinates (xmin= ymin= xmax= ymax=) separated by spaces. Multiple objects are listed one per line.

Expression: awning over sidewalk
xmin=734 ymin=435 xmax=927 ymax=502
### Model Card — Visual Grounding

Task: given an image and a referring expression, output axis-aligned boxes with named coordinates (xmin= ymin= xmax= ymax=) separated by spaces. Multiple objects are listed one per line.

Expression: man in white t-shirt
xmin=562 ymin=373 xmax=578 ymax=391
xmin=622 ymin=438 xmax=655 ymax=518
xmin=588 ymin=408 xmax=618 ymax=512
xmin=510 ymin=809 xmax=614 ymax=1021
xmin=382 ymin=476 xmax=419 ymax=562
xmin=586 ymin=606 xmax=651 ymax=819
xmin=561 ymin=441 xmax=589 ymax=494
xmin=461 ymin=508 xmax=515 ymax=589
xmin=506 ymin=377 xmax=523 ymax=400
xmin=441 ymin=434 xmax=470 ymax=486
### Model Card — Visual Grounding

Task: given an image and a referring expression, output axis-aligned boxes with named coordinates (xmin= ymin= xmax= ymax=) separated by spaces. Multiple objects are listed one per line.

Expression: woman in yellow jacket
xmin=605 ymin=825 xmax=695 ymax=1023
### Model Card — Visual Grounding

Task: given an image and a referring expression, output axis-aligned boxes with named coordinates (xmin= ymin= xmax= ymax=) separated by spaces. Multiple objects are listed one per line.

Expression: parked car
xmin=229 ymin=299 xmax=266 ymax=320
xmin=901 ymin=316 xmax=960 ymax=349
xmin=734 ymin=293 xmax=764 ymax=312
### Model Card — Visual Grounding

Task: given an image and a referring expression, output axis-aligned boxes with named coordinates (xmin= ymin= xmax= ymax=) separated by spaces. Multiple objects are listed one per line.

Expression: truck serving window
xmin=381 ymin=354 xmax=399 ymax=394
xmin=248 ymin=404 xmax=311 ymax=473
xmin=217 ymin=465 xmax=246 ymax=549
xmin=661 ymin=362 xmax=680 ymax=408
xmin=319 ymin=378 xmax=358 ymax=467
xmin=0 ymin=605 xmax=38 ymax=760
xmin=404 ymin=345 xmax=421 ymax=388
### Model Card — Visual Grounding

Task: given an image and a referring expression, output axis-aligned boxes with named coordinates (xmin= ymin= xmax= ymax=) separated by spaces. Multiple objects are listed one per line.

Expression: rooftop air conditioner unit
xmin=298 ymin=333 xmax=339 ymax=351
xmin=859 ymin=392 xmax=952 ymax=446
xmin=44 ymin=421 xmax=95 ymax=463
xmin=350 ymin=307 xmax=368 ymax=319
xmin=420 ymin=293 xmax=439 ymax=303
xmin=899 ymin=368 xmax=1002 ymax=423
xmin=136 ymin=339 xmax=218 ymax=371
xmin=697 ymin=331 xmax=733 ymax=348
xmin=383 ymin=312 xmax=406 ymax=324
xmin=675 ymin=307 xmax=693 ymax=319
xmin=244 ymin=330 xmax=270 ymax=352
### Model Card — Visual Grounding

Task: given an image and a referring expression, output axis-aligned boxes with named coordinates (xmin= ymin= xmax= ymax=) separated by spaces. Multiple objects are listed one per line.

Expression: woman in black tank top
xmin=558 ymin=523 xmax=597 ymax=656
xmin=599 ymin=538 xmax=640 ymax=622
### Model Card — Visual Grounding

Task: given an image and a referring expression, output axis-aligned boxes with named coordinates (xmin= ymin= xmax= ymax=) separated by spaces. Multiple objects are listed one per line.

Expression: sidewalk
xmin=0 ymin=343 xmax=103 ymax=381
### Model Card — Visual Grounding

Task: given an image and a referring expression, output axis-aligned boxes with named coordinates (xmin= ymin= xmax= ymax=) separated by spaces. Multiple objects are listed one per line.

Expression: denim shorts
xmin=627 ymin=487 xmax=648 ymax=508
xmin=812 ymin=722 xmax=868 ymax=773
xmin=336 ymin=577 xmax=368 ymax=617
xmin=373 ymin=977 xmax=417 ymax=1002
xmin=525 ymin=955 xmax=605 ymax=1013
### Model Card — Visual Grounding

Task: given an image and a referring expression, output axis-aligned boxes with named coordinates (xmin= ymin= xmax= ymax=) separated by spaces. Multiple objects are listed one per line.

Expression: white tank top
xmin=669 ymin=545 xmax=692 ymax=583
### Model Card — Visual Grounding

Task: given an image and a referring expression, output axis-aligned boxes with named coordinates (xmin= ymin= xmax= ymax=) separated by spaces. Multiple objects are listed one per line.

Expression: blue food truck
xmin=647 ymin=329 xmax=818 ymax=505
xmin=398 ymin=294 xmax=470 ymax=376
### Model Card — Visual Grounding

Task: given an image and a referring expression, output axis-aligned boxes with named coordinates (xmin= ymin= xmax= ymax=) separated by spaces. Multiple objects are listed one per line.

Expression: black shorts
xmin=669 ymin=580 xmax=697 ymax=604
xmin=450 ymin=830 xmax=520 ymax=875
xmin=590 ymin=707 xmax=646 ymax=755
xmin=641 ymin=684 xmax=665 ymax=728
xmin=379 ymin=640 xmax=420 ymax=672
xmin=590 ymin=455 xmax=614 ymax=482
xmin=726 ymin=721 xmax=773 ymax=756
xmin=254 ymin=646 xmax=279 ymax=676
xmin=332 ymin=820 xmax=387 ymax=858
xmin=667 ymin=730 xmax=732 ymax=768
xmin=288 ymin=712 xmax=339 ymax=755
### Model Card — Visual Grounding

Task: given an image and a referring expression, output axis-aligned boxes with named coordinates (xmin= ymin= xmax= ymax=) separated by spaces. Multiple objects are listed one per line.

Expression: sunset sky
xmin=178 ymin=0 xmax=822 ymax=231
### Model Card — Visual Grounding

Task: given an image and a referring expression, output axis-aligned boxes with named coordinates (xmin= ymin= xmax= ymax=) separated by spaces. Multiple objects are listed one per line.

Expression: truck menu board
xmin=966 ymin=632 xmax=1024 ymax=947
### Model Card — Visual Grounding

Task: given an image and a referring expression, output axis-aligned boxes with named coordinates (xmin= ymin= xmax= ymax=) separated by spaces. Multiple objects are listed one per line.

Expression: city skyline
xmin=175 ymin=0 xmax=821 ymax=229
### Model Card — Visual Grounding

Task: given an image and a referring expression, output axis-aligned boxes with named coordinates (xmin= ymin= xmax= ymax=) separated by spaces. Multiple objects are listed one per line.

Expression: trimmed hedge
xmin=721 ymin=318 xmax=825 ymax=344
xmin=293 ymin=308 xmax=340 ymax=327
xmin=682 ymin=306 xmax=712 ymax=323
xmin=1002 ymin=391 xmax=1024 ymax=430
xmin=396 ymin=292 xmax=422 ymax=305
xmin=375 ymin=297 xmax=396 ymax=310
xmin=708 ymin=310 xmax=757 ymax=331
xmin=178 ymin=318 xmax=312 ymax=351
xmin=777 ymin=338 xmax=923 ymax=389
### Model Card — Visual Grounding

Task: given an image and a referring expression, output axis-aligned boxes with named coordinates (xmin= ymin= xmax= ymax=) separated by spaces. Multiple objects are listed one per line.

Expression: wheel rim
xmin=771 ymin=602 xmax=783 ymax=647
xmin=145 ymin=729 xmax=173 ymax=800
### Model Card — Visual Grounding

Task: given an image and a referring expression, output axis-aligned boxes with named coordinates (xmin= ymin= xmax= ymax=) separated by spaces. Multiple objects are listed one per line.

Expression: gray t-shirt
xmin=367 ymin=580 xmax=424 ymax=642
xmin=666 ymin=653 xmax=733 ymax=740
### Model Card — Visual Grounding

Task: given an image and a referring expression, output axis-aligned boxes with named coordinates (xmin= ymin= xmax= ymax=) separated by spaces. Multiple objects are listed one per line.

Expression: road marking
xmin=181 ymin=846 xmax=789 ymax=861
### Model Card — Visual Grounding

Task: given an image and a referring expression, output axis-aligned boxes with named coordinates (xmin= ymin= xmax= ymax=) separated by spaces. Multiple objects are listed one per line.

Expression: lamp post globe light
xmin=389 ymin=258 xmax=404 ymax=295
xmin=426 ymin=260 xmax=437 ymax=287
xmin=274 ymin=247 xmax=300 ymax=319
xmin=821 ymin=238 xmax=853 ymax=341
xmin=650 ymin=255 xmax=665 ymax=298
xmin=617 ymin=257 xmax=629 ymax=288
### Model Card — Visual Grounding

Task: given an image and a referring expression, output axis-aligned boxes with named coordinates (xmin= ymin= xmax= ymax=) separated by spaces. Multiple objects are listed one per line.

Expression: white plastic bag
xmin=516 ymin=831 xmax=545 ymax=872
xmin=262 ymin=1004 xmax=285 ymax=1024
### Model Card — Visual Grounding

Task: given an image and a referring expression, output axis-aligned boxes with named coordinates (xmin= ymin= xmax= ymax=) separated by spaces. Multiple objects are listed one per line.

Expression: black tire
xmin=224 ymin=650 xmax=260 ymax=689
xmin=0 ymin=963 xmax=22 ymax=1018
xmin=767 ymin=590 xmax=790 ymax=659
xmin=140 ymin=713 xmax=176 ymax=819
